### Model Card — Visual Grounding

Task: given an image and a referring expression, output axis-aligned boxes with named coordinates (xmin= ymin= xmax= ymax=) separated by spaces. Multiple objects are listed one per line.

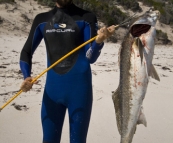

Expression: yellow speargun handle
xmin=0 ymin=24 xmax=121 ymax=112
xmin=0 ymin=36 xmax=97 ymax=112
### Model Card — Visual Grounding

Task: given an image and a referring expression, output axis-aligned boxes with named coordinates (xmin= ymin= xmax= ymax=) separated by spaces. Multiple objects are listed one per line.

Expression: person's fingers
xmin=98 ymin=26 xmax=105 ymax=33
xmin=103 ymin=27 xmax=108 ymax=35
xmin=20 ymin=76 xmax=40 ymax=92
xmin=25 ymin=77 xmax=33 ymax=82
xmin=96 ymin=26 xmax=116 ymax=43
xmin=21 ymin=83 xmax=31 ymax=91
xmin=20 ymin=78 xmax=33 ymax=92
xmin=107 ymin=25 xmax=116 ymax=36
xmin=22 ymin=86 xmax=30 ymax=92
xmin=34 ymin=81 xmax=38 ymax=84
xmin=33 ymin=79 xmax=39 ymax=84
xmin=25 ymin=77 xmax=39 ymax=84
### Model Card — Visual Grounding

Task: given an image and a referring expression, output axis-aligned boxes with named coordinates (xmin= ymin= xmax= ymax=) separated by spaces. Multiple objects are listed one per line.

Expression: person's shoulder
xmin=35 ymin=10 xmax=53 ymax=20
xmin=83 ymin=9 xmax=96 ymax=19
xmin=32 ymin=8 xmax=55 ymax=24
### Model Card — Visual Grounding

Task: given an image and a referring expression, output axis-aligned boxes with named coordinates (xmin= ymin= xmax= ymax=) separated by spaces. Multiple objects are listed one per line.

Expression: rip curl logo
xmin=54 ymin=23 xmax=67 ymax=29
xmin=59 ymin=24 xmax=67 ymax=28
xmin=47 ymin=23 xmax=74 ymax=33
xmin=46 ymin=29 xmax=75 ymax=33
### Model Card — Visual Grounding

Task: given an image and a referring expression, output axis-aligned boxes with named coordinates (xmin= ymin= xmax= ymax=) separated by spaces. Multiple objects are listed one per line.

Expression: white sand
xmin=0 ymin=0 xmax=173 ymax=143
xmin=0 ymin=35 xmax=173 ymax=143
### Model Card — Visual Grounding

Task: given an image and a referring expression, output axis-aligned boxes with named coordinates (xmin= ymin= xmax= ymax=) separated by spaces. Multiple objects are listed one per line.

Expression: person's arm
xmin=83 ymin=14 xmax=103 ymax=63
xmin=20 ymin=14 xmax=43 ymax=92
xmin=20 ymin=14 xmax=43 ymax=79
xmin=84 ymin=14 xmax=115 ymax=63
xmin=85 ymin=40 xmax=104 ymax=64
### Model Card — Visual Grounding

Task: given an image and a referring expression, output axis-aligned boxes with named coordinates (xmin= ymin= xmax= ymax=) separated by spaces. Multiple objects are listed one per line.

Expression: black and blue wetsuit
xmin=20 ymin=3 xmax=104 ymax=143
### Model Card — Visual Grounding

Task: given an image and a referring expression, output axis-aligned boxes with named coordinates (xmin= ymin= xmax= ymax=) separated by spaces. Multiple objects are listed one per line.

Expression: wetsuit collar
xmin=55 ymin=2 xmax=75 ymax=12
xmin=51 ymin=3 xmax=76 ymax=15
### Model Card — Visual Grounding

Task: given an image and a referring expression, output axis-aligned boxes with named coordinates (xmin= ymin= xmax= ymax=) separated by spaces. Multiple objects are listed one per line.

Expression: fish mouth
xmin=130 ymin=24 xmax=151 ymax=37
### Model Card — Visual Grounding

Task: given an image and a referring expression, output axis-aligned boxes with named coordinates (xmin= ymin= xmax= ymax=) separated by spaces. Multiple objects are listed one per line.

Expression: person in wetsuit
xmin=20 ymin=0 xmax=116 ymax=143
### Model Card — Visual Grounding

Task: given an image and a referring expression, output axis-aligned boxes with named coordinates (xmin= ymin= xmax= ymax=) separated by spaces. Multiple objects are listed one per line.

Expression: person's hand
xmin=95 ymin=25 xmax=116 ymax=44
xmin=20 ymin=77 xmax=38 ymax=92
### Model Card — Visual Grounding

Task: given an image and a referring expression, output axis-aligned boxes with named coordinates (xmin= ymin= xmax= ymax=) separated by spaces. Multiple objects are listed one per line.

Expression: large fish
xmin=112 ymin=9 xmax=160 ymax=143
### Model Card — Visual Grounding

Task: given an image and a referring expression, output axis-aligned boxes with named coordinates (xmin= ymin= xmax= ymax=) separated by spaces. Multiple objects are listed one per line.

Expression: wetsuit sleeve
xmin=20 ymin=14 xmax=43 ymax=79
xmin=84 ymin=14 xmax=104 ymax=64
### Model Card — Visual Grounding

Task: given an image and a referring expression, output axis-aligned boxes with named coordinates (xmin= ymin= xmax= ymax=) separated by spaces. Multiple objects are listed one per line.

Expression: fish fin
xmin=150 ymin=64 xmax=160 ymax=81
xmin=134 ymin=38 xmax=144 ymax=64
xmin=112 ymin=86 xmax=119 ymax=98
xmin=137 ymin=106 xmax=147 ymax=127
xmin=136 ymin=37 xmax=144 ymax=64
xmin=134 ymin=126 xmax=137 ymax=134
xmin=112 ymin=86 xmax=122 ymax=135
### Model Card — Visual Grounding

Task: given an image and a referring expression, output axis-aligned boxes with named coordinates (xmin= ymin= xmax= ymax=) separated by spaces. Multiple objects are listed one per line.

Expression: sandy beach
xmin=0 ymin=34 xmax=173 ymax=143
xmin=0 ymin=0 xmax=173 ymax=143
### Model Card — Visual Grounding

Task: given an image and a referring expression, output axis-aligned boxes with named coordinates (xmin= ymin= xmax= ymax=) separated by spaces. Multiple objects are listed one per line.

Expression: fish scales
xmin=112 ymin=9 xmax=160 ymax=143
xmin=120 ymin=33 xmax=134 ymax=135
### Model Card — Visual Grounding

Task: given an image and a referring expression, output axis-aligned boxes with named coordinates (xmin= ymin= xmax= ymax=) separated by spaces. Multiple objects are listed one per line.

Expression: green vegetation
xmin=36 ymin=0 xmax=55 ymax=7
xmin=35 ymin=0 xmax=129 ymax=26
xmin=0 ymin=0 xmax=14 ymax=3
xmin=164 ymin=1 xmax=173 ymax=26
xmin=1 ymin=0 xmax=171 ymax=43
xmin=139 ymin=0 xmax=173 ymax=25
xmin=140 ymin=0 xmax=165 ymax=14
xmin=74 ymin=0 xmax=128 ymax=26
xmin=156 ymin=29 xmax=170 ymax=44
xmin=116 ymin=0 xmax=142 ymax=12
xmin=156 ymin=29 xmax=168 ymax=39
